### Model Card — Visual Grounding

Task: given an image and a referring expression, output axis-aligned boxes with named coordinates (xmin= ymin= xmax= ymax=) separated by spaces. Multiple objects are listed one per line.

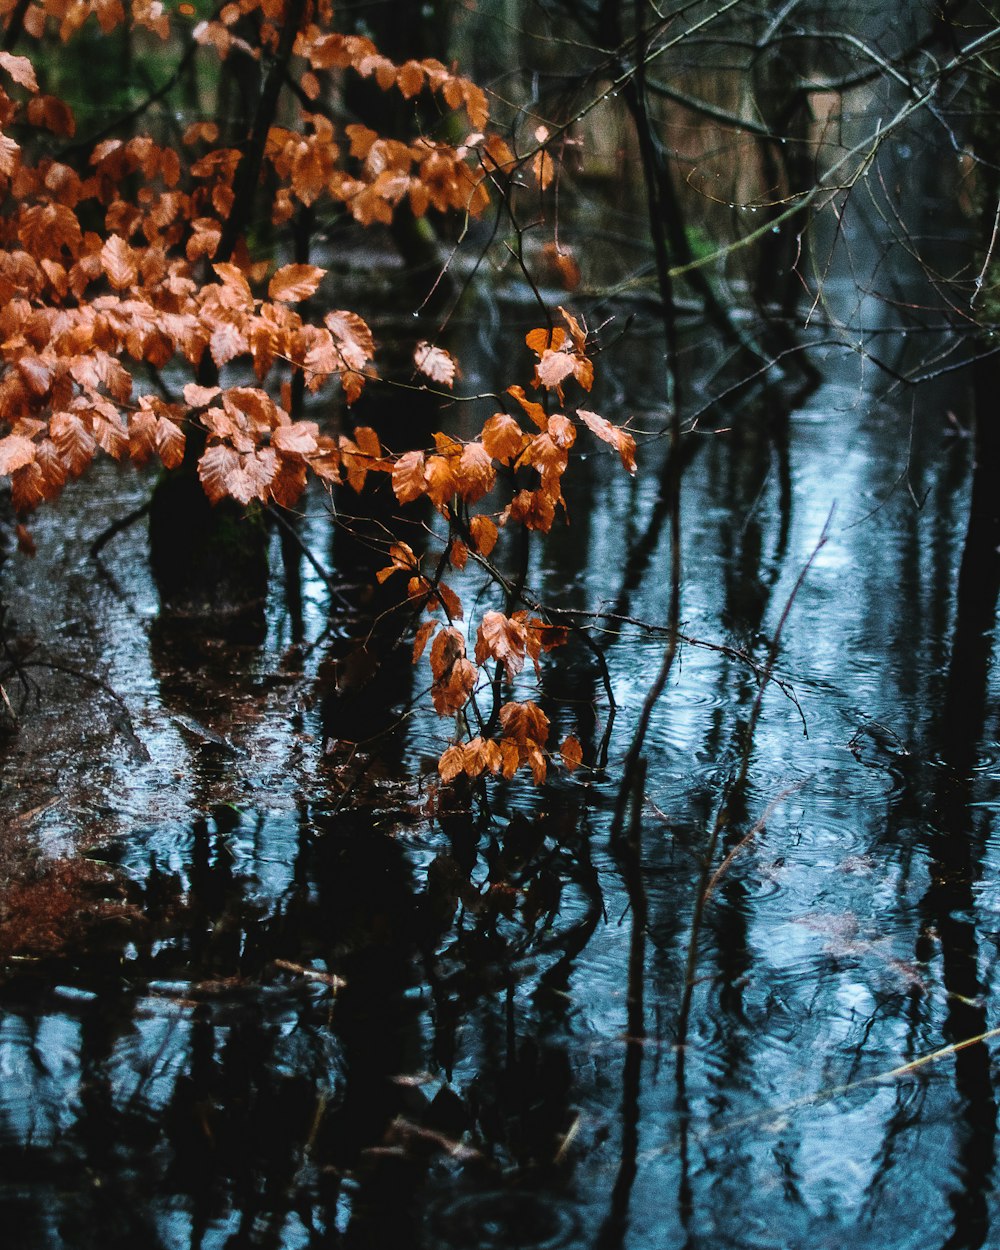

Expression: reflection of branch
xmin=675 ymin=507 xmax=832 ymax=1057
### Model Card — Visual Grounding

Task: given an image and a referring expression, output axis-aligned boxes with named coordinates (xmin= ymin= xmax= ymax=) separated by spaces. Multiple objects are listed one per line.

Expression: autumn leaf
xmin=457 ymin=441 xmax=495 ymax=502
xmin=429 ymin=627 xmax=476 ymax=715
xmin=532 ymin=124 xmax=554 ymax=191
xmin=560 ymin=736 xmax=583 ymax=772
xmin=268 ymin=263 xmax=326 ymax=303
xmin=475 ymin=610 xmax=528 ymax=678
xmin=414 ymin=341 xmax=457 ymax=388
xmin=469 ymin=515 xmax=498 ymax=556
xmin=481 ymin=412 xmax=526 ymax=463
xmin=412 ymin=618 xmax=439 ymax=662
xmin=499 ymin=700 xmax=550 ymax=745
xmin=50 ymin=412 xmax=96 ymax=477
xmin=0 ymin=434 xmax=37 ymax=476
xmin=376 ymin=541 xmax=418 ymax=583
xmin=392 ymin=449 xmax=427 ymax=504
xmin=438 ymin=743 xmax=466 ymax=783
xmin=0 ymin=51 xmax=38 ymax=93
xmin=101 ymin=235 xmax=138 ymax=290
xmin=578 ymin=409 xmax=637 ymax=474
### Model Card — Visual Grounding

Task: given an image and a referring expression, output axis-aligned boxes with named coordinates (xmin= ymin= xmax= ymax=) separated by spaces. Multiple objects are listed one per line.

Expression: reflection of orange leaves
xmin=414 ymin=340 xmax=457 ymax=388
xmin=578 ymin=409 xmax=637 ymax=475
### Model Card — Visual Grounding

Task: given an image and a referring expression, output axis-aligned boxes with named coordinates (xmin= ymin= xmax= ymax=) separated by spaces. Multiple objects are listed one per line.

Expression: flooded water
xmin=2 ymin=51 xmax=999 ymax=1250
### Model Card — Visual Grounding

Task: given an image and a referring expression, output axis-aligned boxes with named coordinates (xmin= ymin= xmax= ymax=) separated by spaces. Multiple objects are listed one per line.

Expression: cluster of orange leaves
xmin=0 ymin=0 xmax=635 ymax=785
xmin=0 ymin=0 xmax=526 ymax=513
xmin=374 ymin=308 xmax=637 ymax=785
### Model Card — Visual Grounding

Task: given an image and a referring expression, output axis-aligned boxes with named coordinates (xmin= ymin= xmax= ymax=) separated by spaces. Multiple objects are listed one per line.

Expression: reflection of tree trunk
xmin=920 ymin=348 xmax=1000 ymax=1250
xmin=941 ymin=352 xmax=1000 ymax=756
xmin=321 ymin=383 xmax=438 ymax=756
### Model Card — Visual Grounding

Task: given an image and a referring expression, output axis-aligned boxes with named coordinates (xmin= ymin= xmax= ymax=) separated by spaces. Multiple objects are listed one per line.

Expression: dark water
xmin=2 ymin=69 xmax=998 ymax=1250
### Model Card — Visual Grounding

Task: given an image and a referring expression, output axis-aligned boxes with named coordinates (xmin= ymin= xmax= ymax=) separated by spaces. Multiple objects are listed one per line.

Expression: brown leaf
xmin=183 ymin=382 xmax=221 ymax=407
xmin=209 ymin=321 xmax=249 ymax=367
xmin=198 ymin=443 xmax=240 ymax=504
xmin=50 ymin=412 xmax=96 ymax=477
xmin=0 ymin=434 xmax=37 ymax=476
xmin=499 ymin=700 xmax=550 ymax=746
xmin=438 ymin=743 xmax=466 ymax=783
xmin=155 ymin=416 xmax=186 ymax=469
xmin=272 ymin=421 xmax=319 ymax=456
xmin=100 ymin=235 xmax=137 ymax=290
xmin=412 ymin=619 xmax=439 ymax=662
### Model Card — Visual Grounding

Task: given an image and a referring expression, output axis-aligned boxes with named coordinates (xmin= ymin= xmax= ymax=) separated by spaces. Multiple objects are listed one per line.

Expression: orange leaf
xmin=412 ymin=618 xmax=439 ymax=662
xmin=481 ymin=412 xmax=525 ymax=463
xmin=392 ymin=449 xmax=427 ymax=504
xmin=0 ymin=433 xmax=37 ymax=476
xmin=414 ymin=341 xmax=457 ymax=388
xmin=50 ymin=412 xmax=96 ymax=477
xmin=268 ymin=262 xmax=326 ymax=303
xmin=155 ymin=416 xmax=186 ymax=469
xmin=499 ymin=700 xmax=550 ymax=745
xmin=457 ymin=441 xmax=495 ymax=503
xmin=0 ymin=51 xmax=38 ymax=93
xmin=469 ymin=515 xmax=498 ymax=556
xmin=578 ymin=409 xmax=637 ymax=475
xmin=438 ymin=743 xmax=466 ymax=783
xmin=198 ymin=443 xmax=240 ymax=504
xmin=560 ymin=735 xmax=583 ymax=772
xmin=507 ymin=384 xmax=548 ymax=431
xmin=475 ymin=610 xmax=528 ymax=678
